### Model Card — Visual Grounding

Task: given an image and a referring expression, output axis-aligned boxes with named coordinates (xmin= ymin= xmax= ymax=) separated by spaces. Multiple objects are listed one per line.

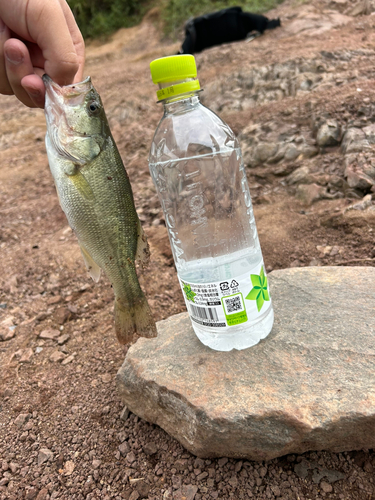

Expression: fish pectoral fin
xmin=135 ymin=219 xmax=150 ymax=269
xmin=79 ymin=244 xmax=101 ymax=282
xmin=67 ymin=170 xmax=95 ymax=201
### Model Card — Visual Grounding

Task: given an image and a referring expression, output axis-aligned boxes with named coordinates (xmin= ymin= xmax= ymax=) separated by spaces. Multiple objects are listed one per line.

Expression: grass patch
xmin=67 ymin=0 xmax=147 ymax=39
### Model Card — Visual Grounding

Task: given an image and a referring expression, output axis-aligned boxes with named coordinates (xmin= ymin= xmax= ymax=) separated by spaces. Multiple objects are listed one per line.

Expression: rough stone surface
xmin=0 ymin=316 xmax=16 ymax=341
xmin=254 ymin=142 xmax=278 ymax=163
xmin=49 ymin=351 xmax=66 ymax=363
xmin=363 ymin=123 xmax=375 ymax=144
xmin=316 ymin=120 xmax=341 ymax=147
xmin=37 ymin=449 xmax=53 ymax=466
xmin=345 ymin=163 xmax=375 ymax=191
xmin=345 ymin=194 xmax=373 ymax=212
xmin=296 ymin=183 xmax=325 ymax=205
xmin=117 ymin=267 xmax=375 ymax=461
xmin=39 ymin=328 xmax=61 ymax=340
xmin=13 ymin=413 xmax=31 ymax=428
xmin=119 ymin=405 xmax=130 ymax=421
xmin=286 ymin=166 xmax=311 ymax=185
xmin=19 ymin=348 xmax=33 ymax=363
xmin=341 ymin=128 xmax=370 ymax=154
xmin=284 ymin=144 xmax=300 ymax=161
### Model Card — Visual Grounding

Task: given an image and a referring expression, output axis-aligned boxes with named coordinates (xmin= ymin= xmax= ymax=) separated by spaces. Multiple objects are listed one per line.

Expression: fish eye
xmin=87 ymin=101 xmax=100 ymax=115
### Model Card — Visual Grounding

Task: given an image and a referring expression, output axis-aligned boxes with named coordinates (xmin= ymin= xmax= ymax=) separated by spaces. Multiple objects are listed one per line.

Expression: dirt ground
xmin=1 ymin=0 xmax=375 ymax=499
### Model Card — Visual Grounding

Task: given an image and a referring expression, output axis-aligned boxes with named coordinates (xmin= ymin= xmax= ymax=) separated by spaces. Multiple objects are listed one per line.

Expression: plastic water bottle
xmin=148 ymin=55 xmax=274 ymax=351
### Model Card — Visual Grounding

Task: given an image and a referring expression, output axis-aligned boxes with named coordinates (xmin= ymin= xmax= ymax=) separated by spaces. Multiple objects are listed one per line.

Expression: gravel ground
xmin=1 ymin=357 xmax=374 ymax=500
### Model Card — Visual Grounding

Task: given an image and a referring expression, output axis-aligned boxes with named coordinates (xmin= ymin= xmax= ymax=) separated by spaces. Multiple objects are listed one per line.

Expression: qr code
xmin=224 ymin=295 xmax=243 ymax=314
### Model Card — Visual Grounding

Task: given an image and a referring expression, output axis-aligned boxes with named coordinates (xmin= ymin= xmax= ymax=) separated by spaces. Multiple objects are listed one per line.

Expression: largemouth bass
xmin=43 ymin=75 xmax=156 ymax=344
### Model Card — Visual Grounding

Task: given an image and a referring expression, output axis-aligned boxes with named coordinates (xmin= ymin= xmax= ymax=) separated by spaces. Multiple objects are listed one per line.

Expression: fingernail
xmin=5 ymin=47 xmax=23 ymax=65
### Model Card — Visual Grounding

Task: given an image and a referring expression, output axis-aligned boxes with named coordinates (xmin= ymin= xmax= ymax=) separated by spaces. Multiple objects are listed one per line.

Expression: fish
xmin=43 ymin=75 xmax=157 ymax=344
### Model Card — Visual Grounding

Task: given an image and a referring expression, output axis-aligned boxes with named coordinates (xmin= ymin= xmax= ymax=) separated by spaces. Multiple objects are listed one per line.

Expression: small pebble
xmin=320 ymin=481 xmax=333 ymax=493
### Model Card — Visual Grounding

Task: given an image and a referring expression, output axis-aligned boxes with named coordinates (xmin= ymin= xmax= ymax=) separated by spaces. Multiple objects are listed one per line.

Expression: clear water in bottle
xmin=149 ymin=55 xmax=274 ymax=351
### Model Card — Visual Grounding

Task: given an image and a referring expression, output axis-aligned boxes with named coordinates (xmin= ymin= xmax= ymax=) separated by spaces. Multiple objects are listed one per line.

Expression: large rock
xmin=0 ymin=316 xmax=16 ymax=341
xmin=286 ymin=165 xmax=311 ymax=185
xmin=117 ymin=267 xmax=375 ymax=461
xmin=295 ymin=183 xmax=326 ymax=205
xmin=345 ymin=162 xmax=375 ymax=192
xmin=363 ymin=123 xmax=375 ymax=144
xmin=316 ymin=120 xmax=341 ymax=147
xmin=341 ymin=128 xmax=370 ymax=154
xmin=254 ymin=142 xmax=278 ymax=163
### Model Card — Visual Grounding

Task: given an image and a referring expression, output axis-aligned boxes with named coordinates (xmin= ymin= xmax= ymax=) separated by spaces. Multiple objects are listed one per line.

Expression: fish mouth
xmin=43 ymin=75 xmax=93 ymax=100
xmin=43 ymin=75 xmax=93 ymax=118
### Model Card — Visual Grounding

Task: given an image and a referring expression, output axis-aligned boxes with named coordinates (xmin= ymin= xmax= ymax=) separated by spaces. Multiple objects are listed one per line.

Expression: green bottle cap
xmin=150 ymin=55 xmax=200 ymax=101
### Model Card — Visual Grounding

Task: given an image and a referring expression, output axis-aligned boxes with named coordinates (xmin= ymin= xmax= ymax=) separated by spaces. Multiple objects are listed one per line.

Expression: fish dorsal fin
xmin=79 ymin=244 xmax=101 ymax=282
xmin=135 ymin=219 xmax=150 ymax=269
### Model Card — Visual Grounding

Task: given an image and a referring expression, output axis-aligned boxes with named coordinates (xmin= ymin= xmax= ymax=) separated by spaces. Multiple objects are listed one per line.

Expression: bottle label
xmin=179 ymin=262 xmax=271 ymax=329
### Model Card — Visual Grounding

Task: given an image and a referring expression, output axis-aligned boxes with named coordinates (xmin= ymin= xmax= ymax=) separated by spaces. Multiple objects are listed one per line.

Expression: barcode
xmin=224 ymin=295 xmax=243 ymax=314
xmin=188 ymin=303 xmax=219 ymax=321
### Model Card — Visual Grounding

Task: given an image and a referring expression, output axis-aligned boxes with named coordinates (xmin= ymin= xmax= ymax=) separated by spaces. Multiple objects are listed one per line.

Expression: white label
xmin=179 ymin=262 xmax=271 ymax=329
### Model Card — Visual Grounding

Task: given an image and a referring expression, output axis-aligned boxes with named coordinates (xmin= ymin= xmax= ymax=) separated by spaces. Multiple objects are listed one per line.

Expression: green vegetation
xmin=67 ymin=0 xmax=147 ymax=39
xmin=68 ymin=0 xmax=282 ymax=39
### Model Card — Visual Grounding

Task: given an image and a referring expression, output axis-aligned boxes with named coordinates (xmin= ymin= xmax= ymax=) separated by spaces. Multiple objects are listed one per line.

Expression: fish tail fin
xmin=114 ymin=295 xmax=157 ymax=345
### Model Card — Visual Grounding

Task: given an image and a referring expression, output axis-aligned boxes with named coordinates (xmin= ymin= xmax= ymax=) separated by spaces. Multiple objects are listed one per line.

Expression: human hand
xmin=0 ymin=0 xmax=84 ymax=108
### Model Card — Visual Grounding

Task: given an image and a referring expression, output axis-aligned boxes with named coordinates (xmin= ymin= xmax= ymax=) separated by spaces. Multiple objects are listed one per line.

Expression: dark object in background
xmin=179 ymin=7 xmax=281 ymax=54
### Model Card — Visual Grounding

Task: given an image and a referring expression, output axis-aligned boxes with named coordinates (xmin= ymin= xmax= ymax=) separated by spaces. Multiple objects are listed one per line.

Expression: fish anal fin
xmin=80 ymin=244 xmax=101 ymax=282
xmin=135 ymin=219 xmax=150 ymax=269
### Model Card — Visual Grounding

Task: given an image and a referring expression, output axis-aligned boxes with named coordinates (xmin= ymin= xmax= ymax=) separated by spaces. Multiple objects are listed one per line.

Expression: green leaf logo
xmin=183 ymin=282 xmax=196 ymax=302
xmin=245 ymin=266 xmax=270 ymax=312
